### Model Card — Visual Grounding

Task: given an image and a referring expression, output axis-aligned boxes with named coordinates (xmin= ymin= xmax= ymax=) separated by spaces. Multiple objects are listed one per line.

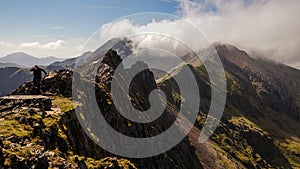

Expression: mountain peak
xmin=101 ymin=49 xmax=122 ymax=70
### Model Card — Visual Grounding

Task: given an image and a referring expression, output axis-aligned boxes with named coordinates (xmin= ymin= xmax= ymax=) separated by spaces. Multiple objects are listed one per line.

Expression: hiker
xmin=29 ymin=65 xmax=47 ymax=94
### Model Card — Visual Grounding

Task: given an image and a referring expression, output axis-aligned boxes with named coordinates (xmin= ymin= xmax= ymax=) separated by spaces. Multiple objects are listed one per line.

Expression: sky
xmin=0 ymin=0 xmax=300 ymax=69
xmin=0 ymin=0 xmax=177 ymax=57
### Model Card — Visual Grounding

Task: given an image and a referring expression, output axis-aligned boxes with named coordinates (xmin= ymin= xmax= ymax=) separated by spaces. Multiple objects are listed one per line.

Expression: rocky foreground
xmin=0 ymin=94 xmax=136 ymax=169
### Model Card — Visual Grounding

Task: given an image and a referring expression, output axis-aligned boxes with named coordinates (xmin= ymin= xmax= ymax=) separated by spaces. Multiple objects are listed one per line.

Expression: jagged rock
xmin=95 ymin=49 xmax=123 ymax=85
xmin=102 ymin=49 xmax=122 ymax=70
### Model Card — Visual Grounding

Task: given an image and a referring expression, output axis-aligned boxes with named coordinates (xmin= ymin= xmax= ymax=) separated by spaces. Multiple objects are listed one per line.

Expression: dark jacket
xmin=30 ymin=67 xmax=47 ymax=80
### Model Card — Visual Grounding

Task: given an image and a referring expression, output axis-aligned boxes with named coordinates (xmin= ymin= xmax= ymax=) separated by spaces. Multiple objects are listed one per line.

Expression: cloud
xmin=43 ymin=40 xmax=64 ymax=49
xmin=0 ymin=38 xmax=86 ymax=58
xmin=19 ymin=42 xmax=41 ymax=48
xmin=0 ymin=41 xmax=13 ymax=47
xmin=95 ymin=0 xmax=300 ymax=69
xmin=178 ymin=0 xmax=300 ymax=68
xmin=19 ymin=40 xmax=64 ymax=50
xmin=0 ymin=41 xmax=14 ymax=56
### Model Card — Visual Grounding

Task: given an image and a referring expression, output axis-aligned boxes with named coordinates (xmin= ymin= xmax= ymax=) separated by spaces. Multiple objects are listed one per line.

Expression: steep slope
xmin=159 ymin=43 xmax=300 ymax=168
xmin=214 ymin=43 xmax=299 ymax=119
xmin=213 ymin=44 xmax=300 ymax=168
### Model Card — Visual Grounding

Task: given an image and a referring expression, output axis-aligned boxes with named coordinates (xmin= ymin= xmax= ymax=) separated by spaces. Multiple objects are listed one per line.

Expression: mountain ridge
xmin=1 ymin=41 xmax=300 ymax=168
xmin=0 ymin=52 xmax=63 ymax=67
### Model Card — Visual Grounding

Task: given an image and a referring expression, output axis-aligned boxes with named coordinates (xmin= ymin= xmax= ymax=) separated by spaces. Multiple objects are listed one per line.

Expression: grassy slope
xmin=213 ymin=66 xmax=300 ymax=168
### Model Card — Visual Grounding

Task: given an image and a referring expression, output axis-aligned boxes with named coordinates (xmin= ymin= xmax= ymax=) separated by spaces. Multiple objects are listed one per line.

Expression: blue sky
xmin=0 ymin=0 xmax=178 ymax=43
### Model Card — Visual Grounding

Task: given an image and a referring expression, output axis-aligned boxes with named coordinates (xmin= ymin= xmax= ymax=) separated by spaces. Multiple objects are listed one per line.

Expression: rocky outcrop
xmin=11 ymin=69 xmax=72 ymax=97
xmin=95 ymin=49 xmax=122 ymax=85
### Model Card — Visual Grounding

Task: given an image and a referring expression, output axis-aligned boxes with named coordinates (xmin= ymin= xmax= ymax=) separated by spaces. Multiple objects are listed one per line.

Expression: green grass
xmin=52 ymin=96 xmax=78 ymax=113
xmin=277 ymin=137 xmax=300 ymax=168
xmin=0 ymin=119 xmax=33 ymax=137
xmin=85 ymin=157 xmax=137 ymax=169
xmin=229 ymin=116 xmax=263 ymax=133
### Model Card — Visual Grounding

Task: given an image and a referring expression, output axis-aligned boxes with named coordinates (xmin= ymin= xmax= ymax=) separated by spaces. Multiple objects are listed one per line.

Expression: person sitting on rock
xmin=29 ymin=65 xmax=47 ymax=94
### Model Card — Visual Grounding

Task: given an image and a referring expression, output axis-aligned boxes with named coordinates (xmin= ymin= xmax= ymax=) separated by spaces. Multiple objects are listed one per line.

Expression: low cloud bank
xmin=97 ymin=0 xmax=300 ymax=68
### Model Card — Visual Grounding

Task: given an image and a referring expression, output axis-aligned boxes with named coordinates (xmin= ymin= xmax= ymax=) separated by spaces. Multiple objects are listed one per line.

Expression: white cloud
xmin=0 ymin=41 xmax=13 ymax=47
xmin=0 ymin=41 xmax=14 ymax=57
xmin=19 ymin=40 xmax=64 ymax=50
xmin=94 ymin=0 xmax=300 ymax=69
xmin=97 ymin=18 xmax=209 ymax=54
xmin=0 ymin=38 xmax=86 ymax=58
xmin=179 ymin=0 xmax=300 ymax=68
xmin=19 ymin=42 xmax=41 ymax=48
xmin=43 ymin=40 xmax=64 ymax=49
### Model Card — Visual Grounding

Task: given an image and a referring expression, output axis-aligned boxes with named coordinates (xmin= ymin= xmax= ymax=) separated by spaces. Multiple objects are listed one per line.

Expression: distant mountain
xmin=0 ymin=52 xmax=63 ymax=67
xmin=0 ymin=62 xmax=23 ymax=68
